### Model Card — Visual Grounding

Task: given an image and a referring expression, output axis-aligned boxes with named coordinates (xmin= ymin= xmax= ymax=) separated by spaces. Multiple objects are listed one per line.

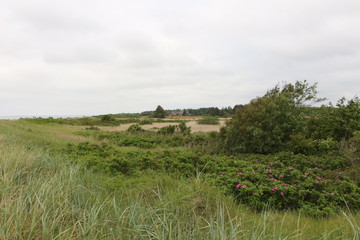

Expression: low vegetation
xmin=0 ymin=80 xmax=359 ymax=239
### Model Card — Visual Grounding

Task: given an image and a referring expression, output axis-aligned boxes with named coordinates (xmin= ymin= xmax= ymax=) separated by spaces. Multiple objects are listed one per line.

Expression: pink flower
xmin=269 ymin=163 xmax=274 ymax=167
xmin=336 ymin=179 xmax=341 ymax=181
xmin=283 ymin=183 xmax=288 ymax=187
xmin=236 ymin=184 xmax=241 ymax=188
xmin=279 ymin=175 xmax=284 ymax=178
xmin=316 ymin=181 xmax=319 ymax=183
xmin=100 ymin=142 xmax=104 ymax=145
xmin=195 ymin=154 xmax=199 ymax=158
xmin=338 ymin=172 xmax=343 ymax=175
xmin=305 ymin=172 xmax=310 ymax=175
xmin=242 ymin=185 xmax=247 ymax=188
xmin=219 ymin=174 xmax=223 ymax=177
xmin=272 ymin=187 xmax=279 ymax=191
xmin=280 ymin=192 xmax=285 ymax=196
xmin=237 ymin=172 xmax=243 ymax=175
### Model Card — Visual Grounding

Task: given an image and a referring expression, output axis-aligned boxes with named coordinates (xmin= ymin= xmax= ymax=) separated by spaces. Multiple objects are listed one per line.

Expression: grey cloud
xmin=0 ymin=0 xmax=359 ymax=115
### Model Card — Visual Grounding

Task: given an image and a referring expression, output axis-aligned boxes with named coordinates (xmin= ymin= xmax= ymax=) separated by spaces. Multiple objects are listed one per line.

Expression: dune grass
xmin=0 ymin=120 xmax=359 ymax=239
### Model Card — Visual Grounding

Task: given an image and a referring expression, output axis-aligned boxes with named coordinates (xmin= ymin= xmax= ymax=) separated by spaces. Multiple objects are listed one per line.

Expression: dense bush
xmin=219 ymin=81 xmax=323 ymax=154
xmin=126 ymin=124 xmax=144 ymax=133
xmin=308 ymin=97 xmax=360 ymax=141
xmin=220 ymin=81 xmax=360 ymax=155
xmin=138 ymin=118 xmax=153 ymax=125
xmin=101 ymin=115 xmax=115 ymax=122
xmin=63 ymin=140 xmax=360 ymax=217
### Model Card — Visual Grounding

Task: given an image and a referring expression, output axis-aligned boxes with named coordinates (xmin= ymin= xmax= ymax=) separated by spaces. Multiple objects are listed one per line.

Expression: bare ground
xmin=94 ymin=119 xmax=227 ymax=133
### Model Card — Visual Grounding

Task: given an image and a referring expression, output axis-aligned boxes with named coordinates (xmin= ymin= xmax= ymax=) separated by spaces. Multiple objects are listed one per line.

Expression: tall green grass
xmin=0 ymin=120 xmax=359 ymax=239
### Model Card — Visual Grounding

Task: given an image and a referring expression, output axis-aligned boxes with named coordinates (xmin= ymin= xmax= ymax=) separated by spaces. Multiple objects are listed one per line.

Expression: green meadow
xmin=0 ymin=117 xmax=359 ymax=240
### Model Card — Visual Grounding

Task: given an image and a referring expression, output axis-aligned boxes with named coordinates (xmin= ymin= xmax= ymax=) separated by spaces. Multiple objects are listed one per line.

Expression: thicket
xmin=219 ymin=80 xmax=360 ymax=155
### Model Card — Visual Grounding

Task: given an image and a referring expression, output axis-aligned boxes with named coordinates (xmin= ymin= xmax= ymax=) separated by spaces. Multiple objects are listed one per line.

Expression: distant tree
xmin=209 ymin=107 xmax=221 ymax=116
xmin=221 ymin=106 xmax=234 ymax=116
xmin=154 ymin=105 xmax=166 ymax=118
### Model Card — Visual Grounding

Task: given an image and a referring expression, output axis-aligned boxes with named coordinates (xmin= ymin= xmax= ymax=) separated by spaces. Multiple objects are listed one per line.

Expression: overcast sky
xmin=1 ymin=0 xmax=359 ymax=116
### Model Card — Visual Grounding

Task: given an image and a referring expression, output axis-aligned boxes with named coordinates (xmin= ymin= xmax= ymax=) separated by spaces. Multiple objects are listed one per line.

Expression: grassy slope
xmin=0 ymin=120 xmax=359 ymax=239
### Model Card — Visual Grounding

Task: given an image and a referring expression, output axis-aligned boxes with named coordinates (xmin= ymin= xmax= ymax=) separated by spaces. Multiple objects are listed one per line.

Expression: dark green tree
xmin=220 ymin=80 xmax=324 ymax=154
xmin=153 ymin=105 xmax=166 ymax=118
xmin=209 ymin=107 xmax=221 ymax=116
xmin=306 ymin=96 xmax=360 ymax=142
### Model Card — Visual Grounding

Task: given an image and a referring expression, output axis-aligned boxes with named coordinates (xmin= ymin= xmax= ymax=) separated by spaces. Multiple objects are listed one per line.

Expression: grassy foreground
xmin=0 ymin=120 xmax=359 ymax=239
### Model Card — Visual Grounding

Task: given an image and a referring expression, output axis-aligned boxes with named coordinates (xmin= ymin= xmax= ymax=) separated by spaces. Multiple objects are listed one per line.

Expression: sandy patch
xmin=95 ymin=120 xmax=227 ymax=133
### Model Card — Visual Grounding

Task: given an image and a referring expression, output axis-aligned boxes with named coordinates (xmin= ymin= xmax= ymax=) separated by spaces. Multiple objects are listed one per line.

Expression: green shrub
xmin=127 ymin=124 xmax=144 ymax=133
xmin=138 ymin=119 xmax=153 ymax=125
xmin=177 ymin=122 xmax=191 ymax=135
xmin=158 ymin=125 xmax=176 ymax=135
xmin=101 ymin=115 xmax=115 ymax=122
xmin=197 ymin=116 xmax=220 ymax=125
xmin=349 ymin=131 xmax=360 ymax=153
xmin=288 ymin=133 xmax=316 ymax=154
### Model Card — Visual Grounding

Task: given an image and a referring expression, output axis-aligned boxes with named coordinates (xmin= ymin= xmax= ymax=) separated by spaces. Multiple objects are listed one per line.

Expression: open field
xmin=0 ymin=119 xmax=359 ymax=239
